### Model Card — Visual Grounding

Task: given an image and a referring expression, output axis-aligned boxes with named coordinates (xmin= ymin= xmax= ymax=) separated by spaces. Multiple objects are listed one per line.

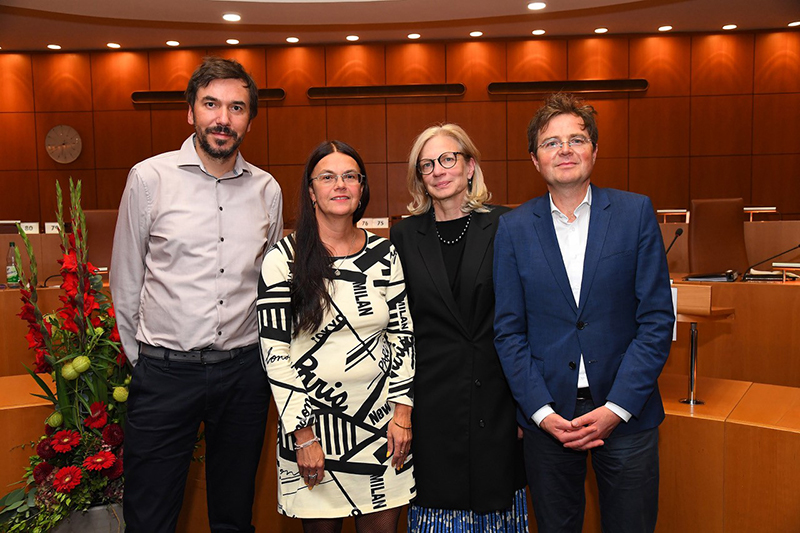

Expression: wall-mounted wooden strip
xmin=487 ymin=78 xmax=648 ymax=95
xmin=130 ymin=88 xmax=285 ymax=104
xmin=307 ymin=83 xmax=465 ymax=100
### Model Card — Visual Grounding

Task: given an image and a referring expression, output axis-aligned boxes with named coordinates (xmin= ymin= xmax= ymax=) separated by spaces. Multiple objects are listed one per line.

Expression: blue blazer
xmin=493 ymin=185 xmax=674 ymax=436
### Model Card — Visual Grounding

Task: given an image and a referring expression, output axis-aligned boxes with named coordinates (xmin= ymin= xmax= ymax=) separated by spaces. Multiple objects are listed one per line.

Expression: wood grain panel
xmin=266 ymin=46 xmax=326 ymax=106
xmin=267 ymin=106 xmax=327 ymax=166
xmin=445 ymin=42 xmax=506 ymax=102
xmin=567 ymin=37 xmax=629 ymax=80
xmin=0 ymin=113 xmax=37 ymax=170
xmin=591 ymin=157 xmax=628 ymax=191
xmin=238 ymin=112 xmax=269 ymax=167
xmin=0 ymin=171 xmax=40 ymax=222
xmin=752 ymin=154 xmax=800 ymax=215
xmin=150 ymin=109 xmax=194 ymax=156
xmin=90 ymin=51 xmax=149 ymax=111
xmin=0 ymin=53 xmax=34 ymax=112
xmin=325 ymin=44 xmax=386 ymax=87
xmin=689 ymin=155 xmax=751 ymax=203
xmin=205 ymin=48 xmax=267 ymax=89
xmin=507 ymin=40 xmax=568 ymax=82
xmin=35 ymin=112 xmax=95 ymax=171
xmin=629 ymin=97 xmax=690 ymax=157
xmin=148 ymin=49 xmax=207 ymax=91
xmin=326 ymin=104 xmax=387 ymax=163
xmin=0 ymin=387 xmax=52 ymax=490
xmin=95 ymin=169 xmax=130 ymax=210
xmin=629 ymin=35 xmax=691 ymax=97
xmin=481 ymin=160 xmax=508 ymax=205
xmin=507 ymin=100 xmax=544 ymax=161
xmin=267 ymin=164 xmax=305 ymax=227
xmin=31 ymin=53 xmax=93 ymax=112
xmin=93 ymin=110 xmax=153 ymax=169
xmin=387 ymin=162 xmax=410 ymax=217
xmin=37 ymin=169 xmax=97 ymax=223
xmin=386 ymin=102 xmax=447 ymax=163
xmin=386 ymin=43 xmax=446 ymax=85
xmin=629 ymin=157 xmax=690 ymax=210
xmin=689 ymin=95 xmax=753 ymax=156
xmin=585 ymin=98 xmax=628 ymax=159
xmin=507 ymin=159 xmax=547 ymax=204
xmin=752 ymin=93 xmax=800 ymax=155
xmin=691 ymin=34 xmax=754 ymax=95
xmin=754 ymin=31 xmax=800 ymax=94
xmin=363 ymin=162 xmax=387 ymax=218
xmin=445 ymin=101 xmax=507 ymax=160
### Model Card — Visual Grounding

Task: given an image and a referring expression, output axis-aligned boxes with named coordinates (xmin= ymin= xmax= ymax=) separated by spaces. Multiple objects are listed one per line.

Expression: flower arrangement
xmin=0 ymin=180 xmax=132 ymax=532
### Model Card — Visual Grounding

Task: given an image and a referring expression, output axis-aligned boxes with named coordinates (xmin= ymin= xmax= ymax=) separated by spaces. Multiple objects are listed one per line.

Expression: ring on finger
xmin=309 ymin=472 xmax=318 ymax=479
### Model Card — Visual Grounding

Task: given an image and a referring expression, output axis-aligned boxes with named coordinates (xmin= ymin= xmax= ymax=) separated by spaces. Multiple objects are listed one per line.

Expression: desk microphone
xmin=665 ymin=228 xmax=683 ymax=255
xmin=741 ymin=243 xmax=800 ymax=281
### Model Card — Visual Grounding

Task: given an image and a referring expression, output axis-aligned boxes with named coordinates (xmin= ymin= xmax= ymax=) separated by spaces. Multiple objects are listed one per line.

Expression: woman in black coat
xmin=390 ymin=124 xmax=527 ymax=531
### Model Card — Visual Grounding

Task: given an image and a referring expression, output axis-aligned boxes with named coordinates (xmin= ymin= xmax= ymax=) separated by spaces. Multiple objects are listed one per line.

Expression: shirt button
xmin=219 ymin=206 xmax=223 ymax=211
xmin=569 ymin=361 xmax=577 ymax=370
xmin=474 ymin=379 xmax=481 ymax=387
xmin=478 ymin=420 xmax=485 ymax=428
xmin=219 ymin=268 xmax=225 ymax=273
xmin=219 ymin=300 xmax=224 ymax=305
xmin=220 ymin=237 xmax=225 ymax=242
xmin=217 ymin=331 xmax=222 ymax=336
xmin=577 ymin=321 xmax=586 ymax=330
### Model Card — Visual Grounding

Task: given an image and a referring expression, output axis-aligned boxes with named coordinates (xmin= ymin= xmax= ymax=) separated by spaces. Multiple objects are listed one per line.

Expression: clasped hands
xmin=540 ymin=405 xmax=622 ymax=451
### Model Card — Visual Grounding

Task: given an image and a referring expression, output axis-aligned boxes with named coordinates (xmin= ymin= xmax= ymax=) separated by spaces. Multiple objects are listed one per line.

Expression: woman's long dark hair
xmin=292 ymin=140 xmax=370 ymax=336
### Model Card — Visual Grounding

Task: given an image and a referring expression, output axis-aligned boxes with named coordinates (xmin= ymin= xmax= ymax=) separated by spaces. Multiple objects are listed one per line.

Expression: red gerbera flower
xmin=52 ymin=466 xmax=82 ymax=493
xmin=101 ymin=457 xmax=124 ymax=480
xmin=102 ymin=423 xmax=124 ymax=446
xmin=37 ymin=437 xmax=57 ymax=459
xmin=83 ymin=451 xmax=116 ymax=471
xmin=84 ymin=401 xmax=108 ymax=429
xmin=51 ymin=430 xmax=81 ymax=453
xmin=33 ymin=462 xmax=54 ymax=485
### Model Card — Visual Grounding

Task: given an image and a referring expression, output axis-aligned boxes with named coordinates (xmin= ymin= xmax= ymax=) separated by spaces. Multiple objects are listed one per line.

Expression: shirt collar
xmin=177 ymin=134 xmax=251 ymax=180
xmin=549 ymin=185 xmax=592 ymax=221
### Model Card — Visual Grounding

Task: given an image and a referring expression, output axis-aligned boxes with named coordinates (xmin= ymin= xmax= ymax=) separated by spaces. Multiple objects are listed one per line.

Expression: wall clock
xmin=45 ymin=125 xmax=82 ymax=164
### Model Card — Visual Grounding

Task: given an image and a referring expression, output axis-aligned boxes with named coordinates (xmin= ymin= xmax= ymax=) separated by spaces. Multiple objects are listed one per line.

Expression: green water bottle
xmin=6 ymin=242 xmax=20 ymax=288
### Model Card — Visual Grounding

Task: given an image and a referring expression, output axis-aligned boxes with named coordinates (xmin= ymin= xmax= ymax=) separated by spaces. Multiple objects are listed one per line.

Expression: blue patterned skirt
xmin=407 ymin=488 xmax=529 ymax=532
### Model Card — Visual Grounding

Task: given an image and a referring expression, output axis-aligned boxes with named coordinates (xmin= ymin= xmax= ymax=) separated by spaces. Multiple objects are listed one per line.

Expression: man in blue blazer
xmin=493 ymin=93 xmax=674 ymax=533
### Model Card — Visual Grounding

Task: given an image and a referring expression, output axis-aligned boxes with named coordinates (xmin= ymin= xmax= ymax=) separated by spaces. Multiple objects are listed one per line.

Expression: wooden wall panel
xmin=326 ymin=44 xmax=386 ymax=86
xmin=481 ymin=160 xmax=508 ymax=205
xmin=95 ymin=169 xmax=129 ymax=211
xmin=387 ymin=162 xmax=410 ymax=217
xmin=629 ymin=36 xmax=691 ymax=97
xmin=752 ymin=154 xmax=800 ymax=214
xmin=266 ymin=46 xmax=326 ymax=106
xmin=363 ymin=162 xmax=387 ymax=218
xmin=691 ymin=34 xmax=754 ymax=95
xmin=507 ymin=159 xmax=547 ymax=204
xmin=35 ymin=112 xmax=95 ymax=171
xmin=91 ymin=51 xmax=149 ymax=111
xmin=752 ymin=93 xmax=800 ymax=155
xmin=591 ymin=157 xmax=628 ymax=191
xmin=239 ymin=112 xmax=269 ymax=167
xmin=754 ymin=31 xmax=800 ymax=94
xmin=506 ymin=40 xmax=568 ymax=82
xmin=689 ymin=155 xmax=751 ymax=202
xmin=568 ymin=37 xmax=629 ymax=80
xmin=0 ymin=54 xmax=34 ymax=112
xmin=385 ymin=102 xmax=447 ymax=163
xmin=445 ymin=42 xmax=506 ymax=102
xmin=629 ymin=97 xmax=690 ymax=157
xmin=37 ymin=169 xmax=97 ymax=222
xmin=205 ymin=48 xmax=267 ymax=89
xmin=445 ymin=101 xmax=506 ymax=160
xmin=690 ymin=95 xmax=752 ymax=156
xmin=506 ymin=100 xmax=543 ymax=161
xmin=93 ymin=111 xmax=153 ymax=169
xmin=629 ymin=157 xmax=690 ymax=210
xmin=268 ymin=164 xmax=305 ymax=226
xmin=385 ymin=43 xmax=446 ymax=85
xmin=0 ymin=171 xmax=40 ymax=222
xmin=0 ymin=113 xmax=37 ymax=170
xmin=326 ymin=104 xmax=387 ymax=163
xmin=267 ymin=106 xmax=327 ymax=165
xmin=31 ymin=53 xmax=92 ymax=112
xmin=148 ymin=49 xmax=207 ymax=91
xmin=150 ymin=109 xmax=194 ymax=157
xmin=586 ymin=98 xmax=628 ymax=159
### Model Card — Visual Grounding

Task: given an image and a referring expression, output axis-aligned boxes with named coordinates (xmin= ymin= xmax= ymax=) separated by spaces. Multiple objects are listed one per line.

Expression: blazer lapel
xmin=531 ymin=195 xmax=579 ymax=315
xmin=578 ymin=185 xmax=611 ymax=316
xmin=458 ymin=211 xmax=493 ymax=327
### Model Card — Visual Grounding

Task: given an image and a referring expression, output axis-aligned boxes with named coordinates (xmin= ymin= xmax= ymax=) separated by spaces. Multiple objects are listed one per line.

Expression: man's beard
xmin=195 ymin=125 xmax=244 ymax=161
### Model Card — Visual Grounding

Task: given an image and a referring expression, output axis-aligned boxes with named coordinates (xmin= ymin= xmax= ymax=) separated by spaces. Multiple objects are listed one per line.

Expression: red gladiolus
xmin=58 ymin=306 xmax=80 ymax=334
xmin=36 ymin=438 xmax=57 ymax=459
xmin=102 ymin=457 xmax=123 ymax=480
xmin=61 ymin=272 xmax=79 ymax=299
xmin=52 ymin=466 xmax=82 ymax=493
xmin=83 ymin=451 xmax=115 ymax=471
xmin=18 ymin=301 xmax=36 ymax=323
xmin=34 ymin=348 xmax=51 ymax=373
xmin=84 ymin=401 xmax=108 ymax=429
xmin=116 ymin=347 xmax=127 ymax=367
xmin=61 ymin=251 xmax=78 ymax=273
xmin=51 ymin=430 xmax=81 ymax=453
xmin=33 ymin=462 xmax=54 ymax=485
xmin=102 ymin=423 xmax=124 ymax=446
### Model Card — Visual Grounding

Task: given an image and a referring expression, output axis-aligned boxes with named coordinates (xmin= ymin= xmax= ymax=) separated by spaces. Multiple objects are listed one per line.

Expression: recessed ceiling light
xmin=166 ymin=40 xmax=180 ymax=47
xmin=594 ymin=27 xmax=609 ymax=34
xmin=788 ymin=21 xmax=800 ymax=27
xmin=527 ymin=2 xmax=546 ymax=10
xmin=106 ymin=42 xmax=121 ymax=49
xmin=47 ymin=44 xmax=61 ymax=50
xmin=286 ymin=37 xmax=300 ymax=43
xmin=408 ymin=33 xmax=421 ymax=40
xmin=658 ymin=25 xmax=673 ymax=32
xmin=222 ymin=13 xmax=241 ymax=22
xmin=532 ymin=29 xmax=546 ymax=36
xmin=226 ymin=39 xmax=239 ymax=45
xmin=470 ymin=31 xmax=484 ymax=37
xmin=722 ymin=24 xmax=737 ymax=30
xmin=346 ymin=35 xmax=359 ymax=42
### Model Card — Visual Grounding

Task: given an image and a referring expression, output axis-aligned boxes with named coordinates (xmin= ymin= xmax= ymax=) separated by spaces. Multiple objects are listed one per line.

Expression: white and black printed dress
xmin=257 ymin=230 xmax=416 ymax=519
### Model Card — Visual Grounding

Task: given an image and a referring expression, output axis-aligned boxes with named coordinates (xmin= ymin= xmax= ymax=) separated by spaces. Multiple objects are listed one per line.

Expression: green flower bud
xmin=94 ymin=326 xmax=104 ymax=336
xmin=72 ymin=355 xmax=91 ymax=374
xmin=61 ymin=363 xmax=79 ymax=381
xmin=46 ymin=411 xmax=63 ymax=428
xmin=124 ymin=376 xmax=131 ymax=385
xmin=113 ymin=387 xmax=129 ymax=402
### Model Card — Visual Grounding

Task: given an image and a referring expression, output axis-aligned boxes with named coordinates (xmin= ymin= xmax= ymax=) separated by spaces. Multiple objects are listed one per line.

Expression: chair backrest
xmin=83 ymin=209 xmax=118 ymax=270
xmin=688 ymin=198 xmax=749 ymax=275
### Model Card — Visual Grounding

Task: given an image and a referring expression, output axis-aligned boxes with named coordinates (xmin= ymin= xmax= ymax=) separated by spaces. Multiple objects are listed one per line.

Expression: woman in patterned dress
xmin=257 ymin=140 xmax=415 ymax=532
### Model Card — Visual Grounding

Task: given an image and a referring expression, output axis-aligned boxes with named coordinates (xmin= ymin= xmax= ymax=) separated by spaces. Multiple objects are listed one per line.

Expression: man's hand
xmin=566 ymin=406 xmax=622 ymax=451
xmin=540 ymin=413 xmax=598 ymax=446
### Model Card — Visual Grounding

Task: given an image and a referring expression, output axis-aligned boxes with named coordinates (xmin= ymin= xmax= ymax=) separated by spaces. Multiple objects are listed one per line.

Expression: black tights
xmin=302 ymin=506 xmax=403 ymax=533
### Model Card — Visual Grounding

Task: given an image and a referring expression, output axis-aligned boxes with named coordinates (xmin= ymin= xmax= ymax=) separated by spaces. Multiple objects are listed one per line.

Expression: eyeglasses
xmin=417 ymin=151 xmax=464 ymax=175
xmin=537 ymin=136 xmax=592 ymax=153
xmin=310 ymin=172 xmax=364 ymax=185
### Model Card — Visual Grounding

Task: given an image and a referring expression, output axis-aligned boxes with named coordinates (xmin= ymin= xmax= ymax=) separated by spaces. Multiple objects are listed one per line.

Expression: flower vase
xmin=52 ymin=503 xmax=123 ymax=532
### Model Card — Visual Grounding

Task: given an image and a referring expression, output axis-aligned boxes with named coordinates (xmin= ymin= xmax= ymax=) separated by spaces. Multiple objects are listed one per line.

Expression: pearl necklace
xmin=332 ymin=230 xmax=358 ymax=276
xmin=433 ymin=210 xmax=472 ymax=246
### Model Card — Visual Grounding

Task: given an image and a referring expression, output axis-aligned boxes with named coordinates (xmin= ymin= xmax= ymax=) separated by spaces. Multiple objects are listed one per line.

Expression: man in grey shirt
xmin=110 ymin=57 xmax=283 ymax=532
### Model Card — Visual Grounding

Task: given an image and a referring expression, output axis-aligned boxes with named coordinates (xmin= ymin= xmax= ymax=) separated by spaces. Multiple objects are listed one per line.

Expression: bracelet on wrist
xmin=294 ymin=436 xmax=320 ymax=450
xmin=392 ymin=419 xmax=412 ymax=430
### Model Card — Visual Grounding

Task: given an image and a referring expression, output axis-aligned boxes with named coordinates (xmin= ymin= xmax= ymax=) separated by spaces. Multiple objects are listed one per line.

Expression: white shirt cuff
xmin=531 ymin=405 xmax=556 ymax=427
xmin=605 ymin=401 xmax=631 ymax=422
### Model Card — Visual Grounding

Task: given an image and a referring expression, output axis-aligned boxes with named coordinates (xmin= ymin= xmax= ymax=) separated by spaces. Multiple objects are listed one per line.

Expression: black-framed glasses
xmin=537 ymin=136 xmax=592 ymax=153
xmin=417 ymin=151 xmax=464 ymax=175
xmin=310 ymin=172 xmax=365 ymax=185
